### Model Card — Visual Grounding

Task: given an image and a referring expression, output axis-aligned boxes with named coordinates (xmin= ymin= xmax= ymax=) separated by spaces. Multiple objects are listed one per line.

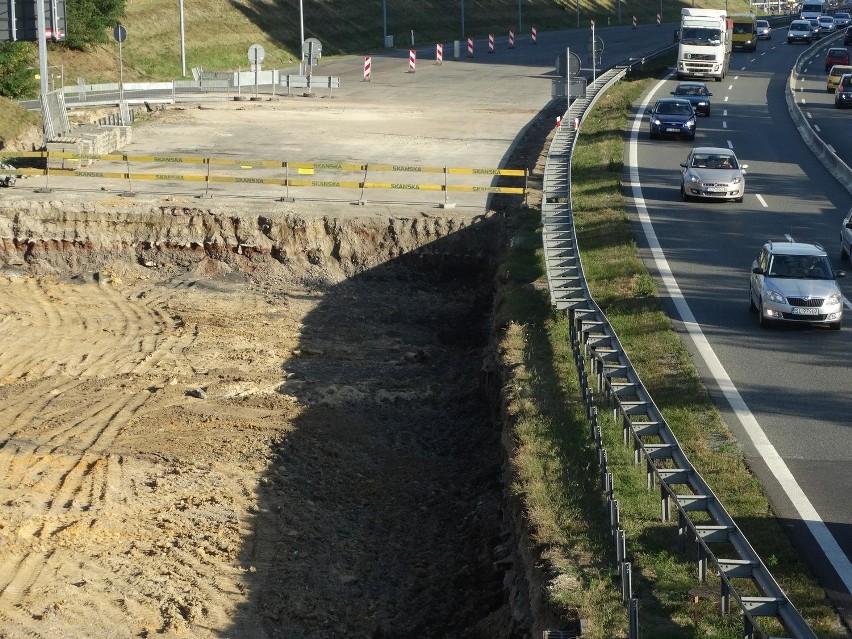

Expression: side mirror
xmin=836 ymin=270 xmax=847 ymax=278
xmin=752 ymin=267 xmax=765 ymax=275
xmin=741 ymin=164 xmax=749 ymax=170
xmin=707 ymin=92 xmax=713 ymax=96
xmin=680 ymin=162 xmax=688 ymax=168
xmin=844 ymin=221 xmax=852 ymax=229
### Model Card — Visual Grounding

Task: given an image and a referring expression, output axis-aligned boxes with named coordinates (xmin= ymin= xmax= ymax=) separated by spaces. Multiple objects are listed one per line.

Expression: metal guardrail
xmin=540 ymin=52 xmax=819 ymax=638
xmin=787 ymin=30 xmax=852 ymax=197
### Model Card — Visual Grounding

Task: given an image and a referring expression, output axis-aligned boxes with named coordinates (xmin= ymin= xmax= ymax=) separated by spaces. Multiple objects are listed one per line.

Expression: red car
xmin=825 ymin=47 xmax=851 ymax=72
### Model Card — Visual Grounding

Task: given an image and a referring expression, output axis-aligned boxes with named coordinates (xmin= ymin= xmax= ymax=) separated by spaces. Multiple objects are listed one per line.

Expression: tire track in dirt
xmin=0 ymin=277 xmax=200 ymax=632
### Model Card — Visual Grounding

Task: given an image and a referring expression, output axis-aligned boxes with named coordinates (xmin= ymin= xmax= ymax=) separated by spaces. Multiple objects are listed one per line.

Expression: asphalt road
xmin=630 ymin=27 xmax=852 ymax=628
xmin=14 ymin=24 xmax=677 ymax=208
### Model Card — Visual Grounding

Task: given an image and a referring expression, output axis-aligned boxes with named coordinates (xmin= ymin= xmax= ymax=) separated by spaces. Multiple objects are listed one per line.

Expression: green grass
xmin=496 ymin=66 xmax=847 ymax=637
xmin=34 ymin=0 xmax=765 ymax=84
xmin=0 ymin=96 xmax=39 ymax=151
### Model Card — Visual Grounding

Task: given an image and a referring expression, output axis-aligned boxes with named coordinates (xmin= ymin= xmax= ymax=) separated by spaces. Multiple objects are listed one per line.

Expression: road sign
xmin=555 ymin=50 xmax=582 ymax=78
xmin=113 ymin=23 xmax=126 ymax=43
xmin=247 ymin=43 xmax=265 ymax=65
xmin=302 ymin=37 xmax=322 ymax=59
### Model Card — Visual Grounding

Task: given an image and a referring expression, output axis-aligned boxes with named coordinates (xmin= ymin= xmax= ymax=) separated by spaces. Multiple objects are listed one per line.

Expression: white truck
xmin=676 ymin=8 xmax=733 ymax=82
xmin=800 ymin=0 xmax=827 ymax=20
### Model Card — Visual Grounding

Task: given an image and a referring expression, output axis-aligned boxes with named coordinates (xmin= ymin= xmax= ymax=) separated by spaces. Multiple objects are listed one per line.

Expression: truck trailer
xmin=676 ymin=8 xmax=733 ymax=82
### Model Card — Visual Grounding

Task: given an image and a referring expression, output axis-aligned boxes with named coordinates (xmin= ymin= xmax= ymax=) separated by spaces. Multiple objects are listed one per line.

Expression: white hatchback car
xmin=818 ymin=15 xmax=837 ymax=33
xmin=750 ymin=237 xmax=845 ymax=329
xmin=679 ymin=147 xmax=747 ymax=202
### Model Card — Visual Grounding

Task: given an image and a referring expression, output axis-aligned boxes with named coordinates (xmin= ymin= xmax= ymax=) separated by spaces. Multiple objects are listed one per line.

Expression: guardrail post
xmin=677 ymin=510 xmax=687 ymax=552
xmin=590 ymin=406 xmax=598 ymax=442
xmin=720 ymin=577 xmax=730 ymax=615
xmin=610 ymin=498 xmax=620 ymax=541
xmin=698 ymin=543 xmax=707 ymax=582
xmin=616 ymin=527 xmax=625 ymax=563
xmin=621 ymin=561 xmax=632 ymax=603
xmin=660 ymin=484 xmax=669 ymax=522
xmin=600 ymin=448 xmax=608 ymax=479
xmin=628 ymin=598 xmax=639 ymax=639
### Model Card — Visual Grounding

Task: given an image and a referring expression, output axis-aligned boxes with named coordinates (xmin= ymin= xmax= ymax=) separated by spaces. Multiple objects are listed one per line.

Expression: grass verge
xmin=495 ymin=70 xmax=847 ymax=637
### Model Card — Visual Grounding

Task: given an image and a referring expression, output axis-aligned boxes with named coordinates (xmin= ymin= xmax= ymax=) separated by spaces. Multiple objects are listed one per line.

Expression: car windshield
xmin=657 ymin=102 xmax=692 ymax=115
xmin=757 ymin=21 xmax=769 ymax=27
xmin=691 ymin=153 xmax=737 ymax=169
xmin=768 ymin=254 xmax=833 ymax=279
xmin=676 ymin=86 xmax=706 ymax=96
xmin=680 ymin=27 xmax=722 ymax=45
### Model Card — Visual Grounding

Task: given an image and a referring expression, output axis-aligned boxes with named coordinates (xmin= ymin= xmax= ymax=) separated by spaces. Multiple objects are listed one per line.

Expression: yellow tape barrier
xmin=1 ymin=150 xmax=527 ymax=196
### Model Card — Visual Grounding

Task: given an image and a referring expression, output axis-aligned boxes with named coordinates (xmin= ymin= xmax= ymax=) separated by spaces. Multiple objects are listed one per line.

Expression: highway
xmin=628 ymin=26 xmax=852 ymax=628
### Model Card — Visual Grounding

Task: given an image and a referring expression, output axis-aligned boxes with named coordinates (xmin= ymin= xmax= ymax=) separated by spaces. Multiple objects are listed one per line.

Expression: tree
xmin=0 ymin=42 xmax=37 ymax=99
xmin=65 ymin=0 xmax=126 ymax=50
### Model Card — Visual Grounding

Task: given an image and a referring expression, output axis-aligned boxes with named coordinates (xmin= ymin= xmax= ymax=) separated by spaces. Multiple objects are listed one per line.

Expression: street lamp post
xmin=382 ymin=0 xmax=387 ymax=42
xmin=518 ymin=0 xmax=522 ymax=32
xmin=179 ymin=0 xmax=186 ymax=77
xmin=299 ymin=0 xmax=305 ymax=72
xmin=461 ymin=0 xmax=465 ymax=39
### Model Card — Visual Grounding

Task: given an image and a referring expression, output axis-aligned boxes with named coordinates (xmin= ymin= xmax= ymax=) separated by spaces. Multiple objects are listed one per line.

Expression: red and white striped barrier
xmin=656 ymin=13 xmax=661 ymax=25
xmin=508 ymin=28 xmax=515 ymax=48
xmin=488 ymin=33 xmax=494 ymax=53
xmin=408 ymin=49 xmax=416 ymax=72
xmin=467 ymin=36 xmax=474 ymax=57
xmin=632 ymin=15 xmax=637 ymax=28
xmin=555 ymin=115 xmax=562 ymax=129
xmin=436 ymin=42 xmax=443 ymax=64
xmin=531 ymin=26 xmax=537 ymax=43
xmin=363 ymin=56 xmax=371 ymax=81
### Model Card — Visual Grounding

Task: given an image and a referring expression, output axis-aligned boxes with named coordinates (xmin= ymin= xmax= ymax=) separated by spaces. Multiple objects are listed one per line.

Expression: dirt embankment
xmin=0 ymin=97 xmax=567 ymax=638
xmin=0 ymin=200 xmax=531 ymax=639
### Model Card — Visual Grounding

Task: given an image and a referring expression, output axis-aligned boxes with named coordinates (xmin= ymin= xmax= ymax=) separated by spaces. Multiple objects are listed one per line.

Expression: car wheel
xmin=749 ymin=286 xmax=757 ymax=313
xmin=689 ymin=133 xmax=695 ymax=141
xmin=649 ymin=130 xmax=656 ymax=140
xmin=842 ymin=242 xmax=849 ymax=260
xmin=681 ymin=185 xmax=690 ymax=201
xmin=735 ymin=195 xmax=743 ymax=203
xmin=830 ymin=320 xmax=842 ymax=331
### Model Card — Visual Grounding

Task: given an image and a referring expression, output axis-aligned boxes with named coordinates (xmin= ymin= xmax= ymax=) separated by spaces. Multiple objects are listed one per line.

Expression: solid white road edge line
xmin=628 ymin=77 xmax=852 ymax=595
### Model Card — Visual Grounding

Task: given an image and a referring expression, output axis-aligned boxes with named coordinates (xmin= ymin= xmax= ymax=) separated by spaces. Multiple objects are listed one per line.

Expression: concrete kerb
xmin=787 ymin=33 xmax=852 ymax=198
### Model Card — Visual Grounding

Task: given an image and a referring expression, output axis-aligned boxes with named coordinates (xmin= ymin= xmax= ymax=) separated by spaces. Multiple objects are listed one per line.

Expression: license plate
xmin=706 ymin=186 xmax=727 ymax=193
xmin=792 ymin=307 xmax=819 ymax=315
xmin=666 ymin=128 xmax=681 ymax=133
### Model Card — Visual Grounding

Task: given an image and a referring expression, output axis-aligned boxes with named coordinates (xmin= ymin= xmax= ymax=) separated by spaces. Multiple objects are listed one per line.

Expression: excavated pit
xmin=0 ymin=199 xmax=538 ymax=639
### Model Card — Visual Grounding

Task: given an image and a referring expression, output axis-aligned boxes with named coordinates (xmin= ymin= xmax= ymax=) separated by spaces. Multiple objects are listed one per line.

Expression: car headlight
xmin=686 ymin=118 xmax=696 ymax=128
xmin=731 ymin=175 xmax=742 ymax=184
xmin=652 ymin=118 xmax=662 ymax=125
xmin=827 ymin=292 xmax=842 ymax=305
xmin=697 ymin=100 xmax=707 ymax=106
xmin=688 ymin=174 xmax=701 ymax=184
xmin=766 ymin=289 xmax=787 ymax=304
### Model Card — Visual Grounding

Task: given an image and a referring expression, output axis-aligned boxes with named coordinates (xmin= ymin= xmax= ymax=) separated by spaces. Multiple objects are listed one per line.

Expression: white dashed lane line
xmin=756 ymin=194 xmax=768 ymax=208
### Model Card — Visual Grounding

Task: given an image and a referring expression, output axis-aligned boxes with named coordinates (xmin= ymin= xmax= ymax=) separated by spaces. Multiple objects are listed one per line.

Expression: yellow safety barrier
xmin=1 ymin=149 xmax=528 ymax=204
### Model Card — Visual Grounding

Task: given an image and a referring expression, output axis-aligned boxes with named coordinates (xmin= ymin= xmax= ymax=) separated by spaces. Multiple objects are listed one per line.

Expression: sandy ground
xmin=0 ymin=235 xmax=516 ymax=639
xmin=0 ymin=50 xmax=561 ymax=635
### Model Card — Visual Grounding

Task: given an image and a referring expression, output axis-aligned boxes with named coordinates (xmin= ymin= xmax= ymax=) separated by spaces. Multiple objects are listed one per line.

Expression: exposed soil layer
xmin=0 ymin=99 xmax=563 ymax=639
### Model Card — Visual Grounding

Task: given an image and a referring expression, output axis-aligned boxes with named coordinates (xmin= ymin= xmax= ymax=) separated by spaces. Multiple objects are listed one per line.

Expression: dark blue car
xmin=670 ymin=82 xmax=713 ymax=116
xmin=647 ymin=98 xmax=697 ymax=140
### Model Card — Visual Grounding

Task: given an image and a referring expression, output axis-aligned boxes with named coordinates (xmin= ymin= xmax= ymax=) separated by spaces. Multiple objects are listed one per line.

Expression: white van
xmin=800 ymin=0 xmax=827 ymax=20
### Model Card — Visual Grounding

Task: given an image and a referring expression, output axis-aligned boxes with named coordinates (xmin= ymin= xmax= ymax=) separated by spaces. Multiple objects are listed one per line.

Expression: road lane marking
xmin=756 ymin=194 xmax=768 ymax=207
